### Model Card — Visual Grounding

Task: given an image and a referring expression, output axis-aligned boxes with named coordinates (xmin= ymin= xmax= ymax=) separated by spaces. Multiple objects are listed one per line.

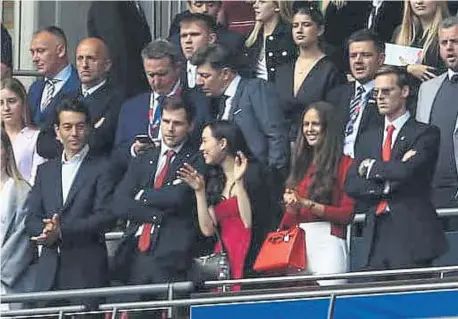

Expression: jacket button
xmin=268 ymin=52 xmax=273 ymax=57
xmin=369 ymin=190 xmax=375 ymax=194
xmin=149 ymin=161 xmax=153 ymax=164
xmin=270 ymin=67 xmax=275 ymax=72
xmin=143 ymin=199 xmax=147 ymax=203
xmin=282 ymin=51 xmax=288 ymax=56
xmin=153 ymin=216 xmax=156 ymax=220
xmin=268 ymin=35 xmax=274 ymax=41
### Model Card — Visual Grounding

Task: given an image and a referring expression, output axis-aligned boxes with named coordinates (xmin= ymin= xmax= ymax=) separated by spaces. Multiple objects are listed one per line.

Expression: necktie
xmin=376 ymin=124 xmax=395 ymax=215
xmin=41 ymin=79 xmax=59 ymax=111
xmin=138 ymin=150 xmax=176 ymax=252
xmin=217 ymin=95 xmax=229 ymax=120
xmin=149 ymin=95 xmax=166 ymax=139
xmin=450 ymin=74 xmax=458 ymax=84
xmin=345 ymin=86 xmax=365 ymax=136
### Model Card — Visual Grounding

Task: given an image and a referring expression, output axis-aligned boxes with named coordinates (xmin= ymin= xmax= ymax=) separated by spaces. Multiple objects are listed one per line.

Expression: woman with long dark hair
xmin=281 ymin=101 xmax=354 ymax=285
xmin=179 ymin=121 xmax=268 ymax=281
xmin=275 ymin=3 xmax=343 ymax=143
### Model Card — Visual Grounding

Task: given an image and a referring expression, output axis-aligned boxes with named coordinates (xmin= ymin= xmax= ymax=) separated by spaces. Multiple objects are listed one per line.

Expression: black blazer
xmin=111 ymin=140 xmax=205 ymax=284
xmin=326 ymin=82 xmax=383 ymax=154
xmin=87 ymin=1 xmax=152 ymax=99
xmin=275 ymin=56 xmax=344 ymax=140
xmin=243 ymin=21 xmax=296 ymax=82
xmin=345 ymin=118 xmax=447 ymax=266
xmin=36 ymin=80 xmax=124 ymax=159
xmin=222 ymin=77 xmax=290 ymax=172
xmin=25 ymin=154 xmax=115 ymax=291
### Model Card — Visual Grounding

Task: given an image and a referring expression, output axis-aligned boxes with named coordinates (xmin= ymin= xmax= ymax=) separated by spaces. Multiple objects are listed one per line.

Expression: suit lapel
xmin=48 ymin=160 xmax=64 ymax=211
xmin=422 ymin=74 xmax=447 ymax=123
xmin=165 ymin=141 xmax=195 ymax=184
xmin=144 ymin=148 xmax=161 ymax=187
xmin=228 ymin=78 xmax=245 ymax=121
xmin=392 ymin=118 xmax=414 ymax=159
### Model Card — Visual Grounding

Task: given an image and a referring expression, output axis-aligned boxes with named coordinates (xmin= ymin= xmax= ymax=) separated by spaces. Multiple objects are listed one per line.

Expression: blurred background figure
xmin=281 ymin=101 xmax=354 ymax=286
xmin=221 ymin=0 xmax=255 ymax=36
xmin=1 ymin=23 xmax=12 ymax=79
xmin=1 ymin=131 xmax=36 ymax=310
xmin=1 ymin=78 xmax=46 ymax=184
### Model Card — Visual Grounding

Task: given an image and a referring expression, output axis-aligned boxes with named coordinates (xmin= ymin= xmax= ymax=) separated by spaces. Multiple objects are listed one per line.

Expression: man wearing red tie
xmin=345 ymin=66 xmax=447 ymax=273
xmin=111 ymin=96 xmax=205 ymax=317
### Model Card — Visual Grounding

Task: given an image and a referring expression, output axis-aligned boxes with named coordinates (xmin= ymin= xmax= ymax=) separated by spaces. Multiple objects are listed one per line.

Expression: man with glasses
xmin=345 ymin=65 xmax=447 ymax=273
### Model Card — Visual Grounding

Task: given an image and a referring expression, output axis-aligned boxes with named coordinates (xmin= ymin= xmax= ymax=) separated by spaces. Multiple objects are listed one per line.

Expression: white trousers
xmin=299 ymin=222 xmax=349 ymax=286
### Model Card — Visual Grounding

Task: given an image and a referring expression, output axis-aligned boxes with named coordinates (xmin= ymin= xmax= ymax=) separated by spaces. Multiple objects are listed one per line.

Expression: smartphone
xmin=135 ymin=134 xmax=152 ymax=144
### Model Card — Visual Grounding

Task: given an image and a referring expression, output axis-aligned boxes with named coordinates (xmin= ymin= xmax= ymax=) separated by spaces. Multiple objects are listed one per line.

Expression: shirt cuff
xmin=130 ymin=143 xmax=138 ymax=158
xmin=365 ymin=159 xmax=376 ymax=179
xmin=135 ymin=189 xmax=145 ymax=201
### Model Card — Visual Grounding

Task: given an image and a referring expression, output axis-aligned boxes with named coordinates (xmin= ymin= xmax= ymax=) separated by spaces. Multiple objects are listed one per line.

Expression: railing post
xmin=167 ymin=283 xmax=173 ymax=318
xmin=327 ymin=294 xmax=336 ymax=319
xmin=111 ymin=307 xmax=118 ymax=319
xmin=58 ymin=309 xmax=64 ymax=319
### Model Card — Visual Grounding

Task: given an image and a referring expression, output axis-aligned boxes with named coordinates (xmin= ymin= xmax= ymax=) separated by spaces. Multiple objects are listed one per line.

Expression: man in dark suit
xmin=37 ymin=37 xmax=124 ymax=160
xmin=192 ymin=43 xmax=289 ymax=226
xmin=87 ymin=1 xmax=152 ymax=99
xmin=169 ymin=1 xmax=245 ymax=62
xmin=111 ymin=96 xmax=204 ymax=315
xmin=28 ymin=26 xmax=80 ymax=127
xmin=345 ymin=66 xmax=447 ymax=272
xmin=25 ymin=99 xmax=115 ymax=308
xmin=326 ymin=29 xmax=385 ymax=160
xmin=113 ymin=39 xmax=211 ymax=170
xmin=1 ymin=23 xmax=12 ymax=78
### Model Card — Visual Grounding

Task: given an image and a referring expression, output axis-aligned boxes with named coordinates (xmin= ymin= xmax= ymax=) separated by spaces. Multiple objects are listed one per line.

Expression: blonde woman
xmin=244 ymin=0 xmax=295 ymax=82
xmin=1 ymin=78 xmax=46 ymax=184
xmin=1 ymin=131 xmax=35 ymax=309
xmin=393 ymin=0 xmax=450 ymax=81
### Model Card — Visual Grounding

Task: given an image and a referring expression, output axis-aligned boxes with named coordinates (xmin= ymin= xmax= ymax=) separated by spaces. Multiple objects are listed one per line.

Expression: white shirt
xmin=82 ymin=79 xmax=107 ymax=97
xmin=40 ymin=64 xmax=73 ymax=108
xmin=344 ymin=80 xmax=375 ymax=158
xmin=186 ymin=61 xmax=197 ymax=89
xmin=368 ymin=0 xmax=384 ymax=29
xmin=448 ymin=69 xmax=458 ymax=81
xmin=383 ymin=111 xmax=411 ymax=148
xmin=61 ymin=145 xmax=89 ymax=205
xmin=221 ymin=74 xmax=242 ymax=120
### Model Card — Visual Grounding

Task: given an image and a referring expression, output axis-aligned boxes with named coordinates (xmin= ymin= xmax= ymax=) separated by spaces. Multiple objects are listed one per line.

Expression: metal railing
xmin=2 ymin=266 xmax=458 ymax=318
xmin=12 ymin=69 xmax=40 ymax=77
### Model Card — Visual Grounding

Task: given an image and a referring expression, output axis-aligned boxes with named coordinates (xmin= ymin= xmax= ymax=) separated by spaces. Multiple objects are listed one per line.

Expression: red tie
xmin=138 ymin=150 xmax=175 ymax=252
xmin=376 ymin=125 xmax=395 ymax=215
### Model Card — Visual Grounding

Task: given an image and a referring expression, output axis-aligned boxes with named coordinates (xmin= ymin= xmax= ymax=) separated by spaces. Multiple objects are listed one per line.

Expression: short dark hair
xmin=441 ymin=16 xmax=458 ymax=30
xmin=161 ymin=95 xmax=195 ymax=125
xmin=179 ymin=12 xmax=217 ymax=33
xmin=35 ymin=26 xmax=68 ymax=50
xmin=374 ymin=65 xmax=409 ymax=88
xmin=292 ymin=1 xmax=324 ymax=27
xmin=141 ymin=39 xmax=181 ymax=67
xmin=347 ymin=29 xmax=385 ymax=53
xmin=55 ymin=98 xmax=91 ymax=126
xmin=191 ymin=43 xmax=238 ymax=71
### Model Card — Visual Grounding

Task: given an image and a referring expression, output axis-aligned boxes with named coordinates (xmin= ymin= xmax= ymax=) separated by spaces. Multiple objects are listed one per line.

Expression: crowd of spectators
xmin=1 ymin=0 xmax=458 ymax=318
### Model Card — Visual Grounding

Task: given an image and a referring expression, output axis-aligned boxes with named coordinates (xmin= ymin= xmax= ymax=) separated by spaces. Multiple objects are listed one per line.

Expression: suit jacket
xmin=1 ymin=179 xmax=35 ymax=292
xmin=326 ymin=82 xmax=383 ymax=155
xmin=27 ymin=66 xmax=80 ymax=127
xmin=36 ymin=80 xmax=124 ymax=159
xmin=112 ymin=86 xmax=212 ymax=170
xmin=111 ymin=140 xmax=205 ymax=284
xmin=223 ymin=77 xmax=290 ymax=171
xmin=345 ymin=118 xmax=447 ymax=266
xmin=25 ymin=154 xmax=115 ymax=291
xmin=416 ymin=73 xmax=458 ymax=175
xmin=87 ymin=1 xmax=152 ymax=99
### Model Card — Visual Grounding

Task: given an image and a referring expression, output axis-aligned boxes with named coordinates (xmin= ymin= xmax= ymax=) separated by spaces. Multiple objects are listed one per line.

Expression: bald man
xmin=36 ymin=37 xmax=125 ymax=159
xmin=28 ymin=26 xmax=80 ymax=127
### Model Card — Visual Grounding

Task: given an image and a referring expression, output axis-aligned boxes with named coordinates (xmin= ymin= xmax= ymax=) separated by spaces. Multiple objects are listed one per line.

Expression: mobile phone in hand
xmin=135 ymin=134 xmax=152 ymax=144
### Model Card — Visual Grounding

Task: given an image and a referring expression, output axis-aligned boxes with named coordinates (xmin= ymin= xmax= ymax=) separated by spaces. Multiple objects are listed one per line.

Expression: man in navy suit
xmin=28 ymin=26 xmax=79 ymax=127
xmin=112 ymin=96 xmax=204 ymax=315
xmin=36 ymin=37 xmax=124 ymax=159
xmin=25 ymin=99 xmax=115 ymax=308
xmin=345 ymin=66 xmax=447 ymax=272
xmin=113 ymin=39 xmax=211 ymax=170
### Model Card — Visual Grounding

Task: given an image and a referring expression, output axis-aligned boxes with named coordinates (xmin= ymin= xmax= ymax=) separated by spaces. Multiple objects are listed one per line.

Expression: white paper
xmin=384 ymin=43 xmax=423 ymax=66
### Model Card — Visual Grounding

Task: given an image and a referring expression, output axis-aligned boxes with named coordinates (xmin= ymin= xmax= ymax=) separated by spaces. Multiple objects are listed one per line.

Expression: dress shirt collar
xmin=82 ymin=79 xmax=106 ymax=96
xmin=61 ymin=144 xmax=90 ymax=164
xmin=355 ymin=80 xmax=375 ymax=97
xmin=153 ymin=80 xmax=181 ymax=99
xmin=384 ymin=110 xmax=410 ymax=133
xmin=448 ymin=68 xmax=458 ymax=81
xmin=158 ymin=140 xmax=185 ymax=157
xmin=47 ymin=64 xmax=72 ymax=83
xmin=223 ymin=74 xmax=241 ymax=99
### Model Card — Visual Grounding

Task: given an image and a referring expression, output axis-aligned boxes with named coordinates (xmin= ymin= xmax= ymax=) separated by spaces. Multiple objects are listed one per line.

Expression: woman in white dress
xmin=1 ymin=78 xmax=46 ymax=184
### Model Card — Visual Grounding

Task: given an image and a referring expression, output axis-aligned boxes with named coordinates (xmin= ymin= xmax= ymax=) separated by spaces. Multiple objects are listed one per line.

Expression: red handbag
xmin=253 ymin=226 xmax=306 ymax=273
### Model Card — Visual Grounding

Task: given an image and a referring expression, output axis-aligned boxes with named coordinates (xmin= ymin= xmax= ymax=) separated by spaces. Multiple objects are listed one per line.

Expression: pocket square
xmin=171 ymin=179 xmax=183 ymax=185
xmin=94 ymin=117 xmax=105 ymax=129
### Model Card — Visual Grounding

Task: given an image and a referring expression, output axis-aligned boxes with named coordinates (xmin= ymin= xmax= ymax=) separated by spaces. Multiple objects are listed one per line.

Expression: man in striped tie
xmin=345 ymin=66 xmax=447 ymax=275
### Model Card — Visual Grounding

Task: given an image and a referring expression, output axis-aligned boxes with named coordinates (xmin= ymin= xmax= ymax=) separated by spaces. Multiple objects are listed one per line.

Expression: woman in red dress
xmin=180 ymin=121 xmax=267 ymax=283
xmin=281 ymin=101 xmax=355 ymax=286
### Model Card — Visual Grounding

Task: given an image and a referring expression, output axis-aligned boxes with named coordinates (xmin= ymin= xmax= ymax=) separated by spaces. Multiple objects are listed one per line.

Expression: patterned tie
xmin=41 ymin=79 xmax=60 ymax=111
xmin=345 ymin=86 xmax=365 ymax=136
xmin=217 ymin=95 xmax=229 ymax=120
xmin=376 ymin=125 xmax=395 ymax=215
xmin=137 ymin=150 xmax=176 ymax=252
xmin=149 ymin=95 xmax=166 ymax=140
